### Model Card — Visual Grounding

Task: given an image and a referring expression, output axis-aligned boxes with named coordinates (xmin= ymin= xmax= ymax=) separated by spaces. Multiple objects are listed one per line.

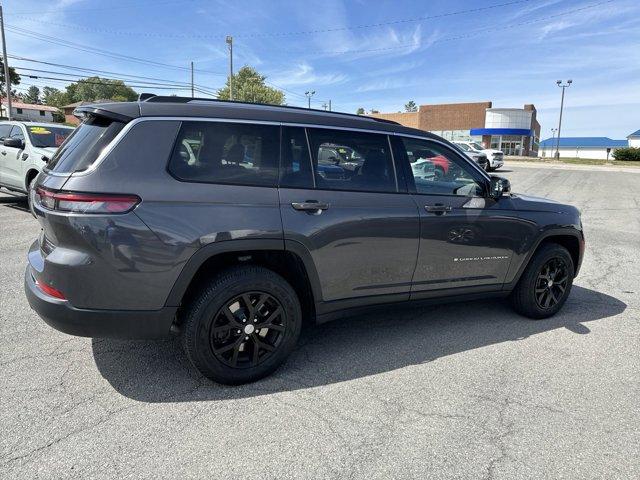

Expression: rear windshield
xmin=27 ymin=125 xmax=74 ymax=148
xmin=46 ymin=116 xmax=125 ymax=173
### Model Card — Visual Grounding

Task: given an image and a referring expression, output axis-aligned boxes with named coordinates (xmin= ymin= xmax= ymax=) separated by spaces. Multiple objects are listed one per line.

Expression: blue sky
xmin=3 ymin=0 xmax=639 ymax=139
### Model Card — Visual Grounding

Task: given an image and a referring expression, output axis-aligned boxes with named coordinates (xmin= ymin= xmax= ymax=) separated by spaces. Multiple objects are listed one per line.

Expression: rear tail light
xmin=35 ymin=280 xmax=66 ymax=300
xmin=35 ymin=187 xmax=140 ymax=214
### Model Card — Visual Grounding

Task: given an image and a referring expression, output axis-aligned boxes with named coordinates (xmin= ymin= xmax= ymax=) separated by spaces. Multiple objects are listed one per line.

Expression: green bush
xmin=613 ymin=147 xmax=640 ymax=161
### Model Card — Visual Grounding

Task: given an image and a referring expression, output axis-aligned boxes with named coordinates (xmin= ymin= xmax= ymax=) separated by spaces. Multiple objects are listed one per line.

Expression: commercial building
xmin=370 ymin=101 xmax=541 ymax=156
xmin=0 ymin=98 xmax=59 ymax=122
xmin=539 ymin=136 xmax=630 ymax=160
xmin=628 ymin=129 xmax=640 ymax=148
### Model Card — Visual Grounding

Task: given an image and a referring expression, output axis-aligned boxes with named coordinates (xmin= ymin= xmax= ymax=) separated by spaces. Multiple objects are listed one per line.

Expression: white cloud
xmin=268 ymin=62 xmax=347 ymax=87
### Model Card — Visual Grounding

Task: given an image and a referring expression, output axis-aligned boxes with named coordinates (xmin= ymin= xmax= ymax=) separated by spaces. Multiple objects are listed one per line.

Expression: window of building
xmin=168 ymin=121 xmax=279 ymax=187
xmin=39 ymin=110 xmax=45 ymax=116
xmin=306 ymin=128 xmax=396 ymax=193
xmin=398 ymin=137 xmax=484 ymax=197
xmin=16 ymin=108 xmax=23 ymax=114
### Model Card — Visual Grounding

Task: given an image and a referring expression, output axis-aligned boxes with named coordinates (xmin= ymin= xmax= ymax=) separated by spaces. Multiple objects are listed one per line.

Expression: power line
xmin=285 ymin=0 xmax=616 ymax=55
xmin=4 ymin=24 xmax=227 ymax=76
xmin=6 ymin=0 xmax=197 ymax=16
xmin=9 ymin=0 xmax=534 ymax=39
xmin=8 ymin=55 xmax=219 ymax=93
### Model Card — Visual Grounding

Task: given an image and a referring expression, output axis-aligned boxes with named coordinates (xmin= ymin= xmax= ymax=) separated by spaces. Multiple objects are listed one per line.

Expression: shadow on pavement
xmin=92 ymin=285 xmax=626 ymax=402
xmin=0 ymin=193 xmax=29 ymax=212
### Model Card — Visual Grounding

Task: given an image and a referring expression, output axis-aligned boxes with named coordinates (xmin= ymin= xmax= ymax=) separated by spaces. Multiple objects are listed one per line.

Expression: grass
xmin=506 ymin=156 xmax=640 ymax=167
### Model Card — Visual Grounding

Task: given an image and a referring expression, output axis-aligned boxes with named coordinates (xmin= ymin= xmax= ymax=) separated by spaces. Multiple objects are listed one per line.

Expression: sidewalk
xmin=505 ymin=157 xmax=640 ymax=173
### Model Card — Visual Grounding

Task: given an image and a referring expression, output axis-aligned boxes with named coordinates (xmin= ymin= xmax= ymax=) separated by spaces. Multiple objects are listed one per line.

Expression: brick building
xmin=371 ymin=101 xmax=541 ymax=157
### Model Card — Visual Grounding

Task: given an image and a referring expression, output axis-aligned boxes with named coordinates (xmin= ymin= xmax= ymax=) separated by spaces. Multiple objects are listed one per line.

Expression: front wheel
xmin=182 ymin=266 xmax=302 ymax=384
xmin=510 ymin=243 xmax=574 ymax=319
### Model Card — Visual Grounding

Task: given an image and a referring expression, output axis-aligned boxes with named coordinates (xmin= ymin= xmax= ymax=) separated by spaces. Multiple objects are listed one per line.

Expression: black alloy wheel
xmin=210 ymin=292 xmax=287 ymax=368
xmin=534 ymin=258 xmax=569 ymax=310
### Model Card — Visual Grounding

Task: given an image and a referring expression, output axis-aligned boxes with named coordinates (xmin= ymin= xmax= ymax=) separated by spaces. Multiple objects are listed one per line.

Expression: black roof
xmin=74 ymin=95 xmax=434 ymax=138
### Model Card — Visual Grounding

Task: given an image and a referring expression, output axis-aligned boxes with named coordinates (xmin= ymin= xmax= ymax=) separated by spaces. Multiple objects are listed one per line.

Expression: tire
xmin=510 ymin=243 xmax=574 ymax=319
xmin=182 ymin=265 xmax=302 ymax=384
xmin=26 ymin=176 xmax=37 ymax=213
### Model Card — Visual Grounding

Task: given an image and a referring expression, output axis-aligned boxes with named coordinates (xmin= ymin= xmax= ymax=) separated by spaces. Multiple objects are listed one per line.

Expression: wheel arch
xmin=506 ymin=228 xmax=584 ymax=290
xmin=24 ymin=168 xmax=40 ymax=191
xmin=166 ymin=239 xmax=322 ymax=324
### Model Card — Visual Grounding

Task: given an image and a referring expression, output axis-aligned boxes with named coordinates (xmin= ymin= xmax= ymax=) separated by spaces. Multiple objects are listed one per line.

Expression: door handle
xmin=291 ymin=201 xmax=330 ymax=214
xmin=425 ymin=204 xmax=452 ymax=215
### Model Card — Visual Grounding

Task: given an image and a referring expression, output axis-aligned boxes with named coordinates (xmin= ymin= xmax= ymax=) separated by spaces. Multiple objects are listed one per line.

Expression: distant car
xmin=0 ymin=122 xmax=74 ymax=207
xmin=411 ymin=158 xmax=436 ymax=180
xmin=454 ymin=141 xmax=503 ymax=171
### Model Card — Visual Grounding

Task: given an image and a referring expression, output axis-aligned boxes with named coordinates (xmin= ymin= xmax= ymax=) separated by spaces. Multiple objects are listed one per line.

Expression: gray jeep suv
xmin=25 ymin=96 xmax=584 ymax=384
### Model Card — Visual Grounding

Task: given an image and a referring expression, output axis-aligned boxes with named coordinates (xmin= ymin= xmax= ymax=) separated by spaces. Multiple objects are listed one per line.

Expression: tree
xmin=404 ymin=100 xmax=417 ymax=112
xmin=0 ymin=58 xmax=21 ymax=96
xmin=42 ymin=86 xmax=69 ymax=108
xmin=356 ymin=107 xmax=365 ymax=115
xmin=23 ymin=86 xmax=41 ymax=104
xmin=217 ymin=66 xmax=284 ymax=105
xmin=65 ymin=76 xmax=138 ymax=103
xmin=370 ymin=109 xmax=379 ymax=114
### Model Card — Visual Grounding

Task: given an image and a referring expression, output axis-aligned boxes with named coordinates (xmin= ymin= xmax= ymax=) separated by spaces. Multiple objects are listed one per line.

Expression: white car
xmin=0 ymin=122 xmax=74 ymax=202
xmin=454 ymin=141 xmax=504 ymax=171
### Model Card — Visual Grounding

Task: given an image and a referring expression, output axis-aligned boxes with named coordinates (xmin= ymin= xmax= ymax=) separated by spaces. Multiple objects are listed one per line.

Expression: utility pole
xmin=555 ymin=79 xmax=572 ymax=159
xmin=549 ymin=128 xmax=557 ymax=157
xmin=0 ymin=5 xmax=12 ymax=120
xmin=190 ymin=61 xmax=194 ymax=98
xmin=321 ymin=102 xmax=327 ymax=111
xmin=328 ymin=99 xmax=331 ymax=111
xmin=226 ymin=36 xmax=234 ymax=100
xmin=305 ymin=90 xmax=315 ymax=109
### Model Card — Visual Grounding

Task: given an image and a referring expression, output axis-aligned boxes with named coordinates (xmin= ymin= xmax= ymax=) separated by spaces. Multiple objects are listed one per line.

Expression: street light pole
xmin=305 ymin=90 xmax=315 ymax=109
xmin=226 ymin=36 xmax=234 ymax=101
xmin=550 ymin=127 xmax=557 ymax=157
xmin=555 ymin=79 xmax=572 ymax=159
xmin=0 ymin=5 xmax=12 ymax=120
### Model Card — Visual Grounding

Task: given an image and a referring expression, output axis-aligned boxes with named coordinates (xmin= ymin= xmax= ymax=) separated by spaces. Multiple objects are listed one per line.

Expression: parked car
xmin=451 ymin=141 xmax=489 ymax=170
xmin=0 ymin=122 xmax=74 ymax=206
xmin=455 ymin=141 xmax=504 ymax=171
xmin=25 ymin=97 xmax=584 ymax=385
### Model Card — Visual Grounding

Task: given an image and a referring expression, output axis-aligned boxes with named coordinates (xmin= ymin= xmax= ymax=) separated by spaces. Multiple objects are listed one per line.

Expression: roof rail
xmin=135 ymin=92 xmax=400 ymax=125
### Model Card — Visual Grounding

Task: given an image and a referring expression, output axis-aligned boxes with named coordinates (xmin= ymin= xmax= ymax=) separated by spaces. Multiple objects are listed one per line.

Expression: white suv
xmin=455 ymin=141 xmax=504 ymax=171
xmin=0 ymin=122 xmax=74 ymax=200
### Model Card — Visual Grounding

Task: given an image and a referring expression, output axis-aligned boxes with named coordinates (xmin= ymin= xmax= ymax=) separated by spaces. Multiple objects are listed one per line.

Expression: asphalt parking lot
xmin=1 ymin=164 xmax=638 ymax=479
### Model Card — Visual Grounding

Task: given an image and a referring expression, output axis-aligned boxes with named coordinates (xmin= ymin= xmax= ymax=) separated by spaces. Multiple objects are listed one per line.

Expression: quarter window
xmin=306 ymin=128 xmax=396 ymax=193
xmin=10 ymin=126 xmax=25 ymax=141
xmin=399 ymin=137 xmax=485 ymax=197
xmin=168 ymin=121 xmax=279 ymax=187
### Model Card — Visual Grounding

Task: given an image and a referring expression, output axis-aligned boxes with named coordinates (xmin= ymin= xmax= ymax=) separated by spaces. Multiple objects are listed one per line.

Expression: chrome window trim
xmin=58 ymin=116 xmax=434 ymax=179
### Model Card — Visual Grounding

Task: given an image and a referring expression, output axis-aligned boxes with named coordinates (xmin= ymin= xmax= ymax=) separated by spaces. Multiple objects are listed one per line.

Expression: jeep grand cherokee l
xmin=25 ymin=96 xmax=584 ymax=384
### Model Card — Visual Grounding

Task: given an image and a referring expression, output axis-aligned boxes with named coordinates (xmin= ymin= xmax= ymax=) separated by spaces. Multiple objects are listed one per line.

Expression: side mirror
xmin=3 ymin=137 xmax=24 ymax=149
xmin=489 ymin=175 xmax=511 ymax=199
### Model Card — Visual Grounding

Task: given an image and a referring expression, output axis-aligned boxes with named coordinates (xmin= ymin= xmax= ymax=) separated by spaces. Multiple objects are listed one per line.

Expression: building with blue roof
xmin=628 ymin=129 xmax=640 ymax=148
xmin=539 ymin=135 xmax=632 ymax=160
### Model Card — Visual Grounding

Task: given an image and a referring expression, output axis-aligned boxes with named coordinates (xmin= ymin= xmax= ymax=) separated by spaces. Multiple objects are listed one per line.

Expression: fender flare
xmin=504 ymin=226 xmax=583 ymax=290
xmin=164 ymin=238 xmax=323 ymax=307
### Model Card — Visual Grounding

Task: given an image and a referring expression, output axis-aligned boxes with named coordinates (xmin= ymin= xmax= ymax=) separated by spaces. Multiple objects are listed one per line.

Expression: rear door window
xmin=306 ymin=128 xmax=396 ymax=193
xmin=46 ymin=116 xmax=125 ymax=174
xmin=168 ymin=121 xmax=279 ymax=187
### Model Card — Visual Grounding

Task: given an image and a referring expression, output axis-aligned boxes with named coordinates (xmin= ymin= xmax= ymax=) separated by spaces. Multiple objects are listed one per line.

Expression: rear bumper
xmin=25 ymin=266 xmax=177 ymax=339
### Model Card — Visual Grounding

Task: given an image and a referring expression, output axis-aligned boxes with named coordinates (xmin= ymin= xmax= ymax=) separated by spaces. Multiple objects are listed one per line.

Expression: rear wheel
xmin=510 ymin=243 xmax=574 ymax=319
xmin=182 ymin=266 xmax=302 ymax=384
